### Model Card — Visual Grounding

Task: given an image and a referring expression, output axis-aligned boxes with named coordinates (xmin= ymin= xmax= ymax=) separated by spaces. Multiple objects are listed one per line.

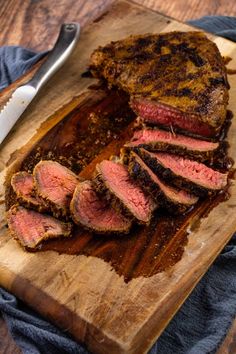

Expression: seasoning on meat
xmin=128 ymin=151 xmax=198 ymax=213
xmin=90 ymin=32 xmax=229 ymax=138
xmin=138 ymin=148 xmax=228 ymax=196
xmin=33 ymin=160 xmax=79 ymax=218
xmin=11 ymin=171 xmax=48 ymax=212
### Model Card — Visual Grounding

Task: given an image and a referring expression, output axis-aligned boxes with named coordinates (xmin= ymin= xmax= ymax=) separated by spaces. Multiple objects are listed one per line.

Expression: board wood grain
xmin=1 ymin=1 xmax=236 ymax=353
xmin=1 ymin=0 xmax=236 ymax=52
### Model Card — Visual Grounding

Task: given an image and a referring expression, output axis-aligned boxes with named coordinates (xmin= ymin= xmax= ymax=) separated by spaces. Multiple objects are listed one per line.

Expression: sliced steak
xmin=131 ymin=100 xmax=216 ymax=138
xmin=6 ymin=205 xmax=72 ymax=249
xmin=70 ymin=180 xmax=132 ymax=233
xmin=128 ymin=151 xmax=198 ymax=213
xmin=90 ymin=32 xmax=229 ymax=138
xmin=94 ymin=160 xmax=156 ymax=224
xmin=126 ymin=128 xmax=219 ymax=161
xmin=11 ymin=171 xmax=48 ymax=212
xmin=34 ymin=160 xmax=79 ymax=218
xmin=138 ymin=149 xmax=228 ymax=196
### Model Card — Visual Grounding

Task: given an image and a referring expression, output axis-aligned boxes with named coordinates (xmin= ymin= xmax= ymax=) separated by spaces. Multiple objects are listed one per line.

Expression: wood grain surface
xmin=1 ymin=0 xmax=236 ymax=353
xmin=0 ymin=0 xmax=236 ymax=51
xmin=135 ymin=0 xmax=236 ymax=23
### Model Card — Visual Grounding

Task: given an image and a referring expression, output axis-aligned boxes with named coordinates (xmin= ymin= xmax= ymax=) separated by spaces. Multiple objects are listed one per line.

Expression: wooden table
xmin=1 ymin=0 xmax=236 ymax=353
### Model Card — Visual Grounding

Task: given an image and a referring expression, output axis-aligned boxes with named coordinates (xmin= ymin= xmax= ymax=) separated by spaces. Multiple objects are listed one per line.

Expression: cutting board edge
xmin=3 ymin=266 xmax=134 ymax=354
xmin=0 ymin=1 xmax=236 ymax=353
xmin=128 ymin=216 xmax=236 ymax=353
xmin=1 ymin=211 xmax=236 ymax=354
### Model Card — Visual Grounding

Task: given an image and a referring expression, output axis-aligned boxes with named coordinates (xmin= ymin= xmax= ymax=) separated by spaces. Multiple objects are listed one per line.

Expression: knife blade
xmin=0 ymin=23 xmax=80 ymax=145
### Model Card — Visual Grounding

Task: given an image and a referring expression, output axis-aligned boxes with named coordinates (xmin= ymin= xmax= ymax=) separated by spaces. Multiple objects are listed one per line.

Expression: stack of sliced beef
xmin=7 ymin=161 xmax=79 ymax=249
xmin=7 ymin=31 xmax=232 ymax=250
xmin=89 ymin=31 xmax=230 ymax=208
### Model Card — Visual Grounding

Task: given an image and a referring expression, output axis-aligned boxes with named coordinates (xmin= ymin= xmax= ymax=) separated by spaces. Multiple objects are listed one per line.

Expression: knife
xmin=0 ymin=23 xmax=80 ymax=145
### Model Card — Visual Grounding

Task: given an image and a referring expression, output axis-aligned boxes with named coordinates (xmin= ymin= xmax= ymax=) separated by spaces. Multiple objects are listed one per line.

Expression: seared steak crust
xmin=33 ymin=160 xmax=79 ymax=218
xmin=11 ymin=172 xmax=48 ymax=212
xmin=90 ymin=32 xmax=229 ymax=138
xmin=137 ymin=149 xmax=228 ymax=196
xmin=128 ymin=151 xmax=198 ymax=214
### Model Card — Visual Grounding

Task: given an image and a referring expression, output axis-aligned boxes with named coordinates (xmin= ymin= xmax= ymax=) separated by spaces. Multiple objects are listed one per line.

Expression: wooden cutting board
xmin=1 ymin=1 xmax=236 ymax=353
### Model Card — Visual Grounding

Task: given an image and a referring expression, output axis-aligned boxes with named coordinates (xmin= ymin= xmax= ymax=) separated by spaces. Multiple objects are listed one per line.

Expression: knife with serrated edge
xmin=0 ymin=23 xmax=80 ymax=145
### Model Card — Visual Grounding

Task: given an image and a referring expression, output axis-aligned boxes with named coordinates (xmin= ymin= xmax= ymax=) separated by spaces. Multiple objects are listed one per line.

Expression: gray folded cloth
xmin=0 ymin=46 xmax=45 ymax=91
xmin=1 ymin=16 xmax=236 ymax=354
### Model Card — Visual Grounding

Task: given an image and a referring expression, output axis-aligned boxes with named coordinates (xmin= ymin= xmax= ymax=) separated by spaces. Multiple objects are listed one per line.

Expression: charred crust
xmin=11 ymin=172 xmax=49 ymax=213
xmin=136 ymin=36 xmax=153 ymax=47
xmin=209 ymin=76 xmax=227 ymax=87
xmin=32 ymin=162 xmax=78 ymax=220
xmin=93 ymin=171 xmax=135 ymax=221
xmin=128 ymin=154 xmax=195 ymax=214
xmin=137 ymin=150 xmax=212 ymax=197
xmin=90 ymin=32 xmax=229 ymax=135
xmin=93 ymin=167 xmax=154 ymax=224
xmin=126 ymin=140 xmax=225 ymax=166
xmin=128 ymin=157 xmax=161 ymax=199
xmin=12 ymin=185 xmax=69 ymax=220
xmin=15 ymin=195 xmax=48 ymax=213
xmin=37 ymin=195 xmax=71 ymax=220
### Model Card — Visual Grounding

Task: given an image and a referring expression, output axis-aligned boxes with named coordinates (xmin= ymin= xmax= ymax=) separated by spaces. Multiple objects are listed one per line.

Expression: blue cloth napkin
xmin=190 ymin=16 xmax=236 ymax=42
xmin=1 ymin=16 xmax=236 ymax=354
xmin=0 ymin=46 xmax=45 ymax=91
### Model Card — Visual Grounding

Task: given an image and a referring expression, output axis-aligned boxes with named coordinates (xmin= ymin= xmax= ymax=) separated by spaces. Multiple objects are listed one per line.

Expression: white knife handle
xmin=27 ymin=23 xmax=80 ymax=92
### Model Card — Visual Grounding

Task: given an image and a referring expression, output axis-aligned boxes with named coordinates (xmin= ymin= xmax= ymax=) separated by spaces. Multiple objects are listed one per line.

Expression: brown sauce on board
xmin=4 ymin=87 xmax=234 ymax=282
xmin=35 ymin=188 xmax=230 ymax=282
xmin=227 ymin=68 xmax=236 ymax=75
xmin=223 ymin=56 xmax=232 ymax=65
xmin=223 ymin=57 xmax=236 ymax=75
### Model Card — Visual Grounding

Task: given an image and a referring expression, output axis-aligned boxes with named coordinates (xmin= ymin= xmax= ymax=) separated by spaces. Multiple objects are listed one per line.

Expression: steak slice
xmin=125 ymin=128 xmax=219 ymax=161
xmin=131 ymin=100 xmax=216 ymax=138
xmin=90 ymin=32 xmax=229 ymax=138
xmin=138 ymin=149 xmax=228 ymax=196
xmin=94 ymin=160 xmax=156 ymax=224
xmin=70 ymin=180 xmax=132 ymax=233
xmin=11 ymin=171 xmax=48 ymax=212
xmin=6 ymin=205 xmax=72 ymax=249
xmin=34 ymin=160 xmax=79 ymax=218
xmin=128 ymin=151 xmax=198 ymax=213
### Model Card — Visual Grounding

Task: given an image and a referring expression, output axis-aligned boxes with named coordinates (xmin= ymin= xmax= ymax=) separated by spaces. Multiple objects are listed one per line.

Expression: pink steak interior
xmin=7 ymin=206 xmax=70 ymax=248
xmin=98 ymin=160 xmax=156 ymax=222
xmin=34 ymin=161 xmax=78 ymax=208
xmin=131 ymin=99 xmax=215 ymax=138
xmin=133 ymin=152 xmax=198 ymax=205
xmin=129 ymin=128 xmax=219 ymax=151
xmin=71 ymin=181 xmax=131 ymax=232
xmin=152 ymin=152 xmax=228 ymax=190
